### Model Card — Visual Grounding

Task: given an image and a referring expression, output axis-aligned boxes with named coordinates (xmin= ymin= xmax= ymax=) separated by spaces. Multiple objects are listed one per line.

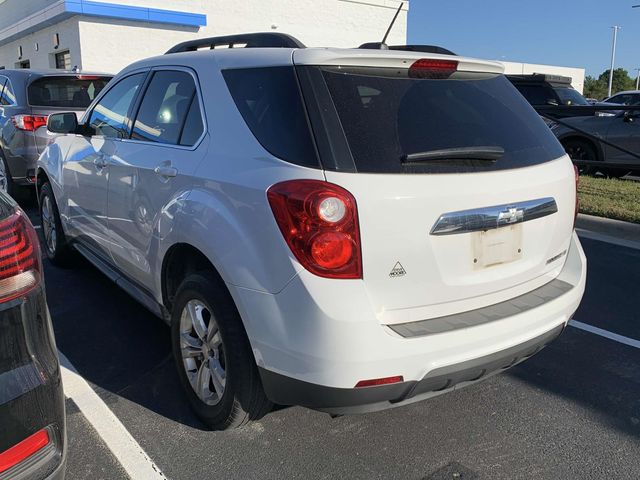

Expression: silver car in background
xmin=0 ymin=70 xmax=112 ymax=195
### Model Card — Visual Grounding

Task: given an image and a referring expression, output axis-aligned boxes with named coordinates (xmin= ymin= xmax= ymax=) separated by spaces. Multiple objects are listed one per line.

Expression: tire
xmin=39 ymin=182 xmax=73 ymax=266
xmin=171 ymin=272 xmax=272 ymax=430
xmin=562 ymin=138 xmax=598 ymax=175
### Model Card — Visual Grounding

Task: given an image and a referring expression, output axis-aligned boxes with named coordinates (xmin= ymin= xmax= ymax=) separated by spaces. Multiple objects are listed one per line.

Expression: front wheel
xmin=171 ymin=272 xmax=272 ymax=430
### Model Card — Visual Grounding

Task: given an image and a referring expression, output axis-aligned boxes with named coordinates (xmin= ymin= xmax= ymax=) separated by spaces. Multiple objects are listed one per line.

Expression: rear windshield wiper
xmin=401 ymin=146 xmax=505 ymax=164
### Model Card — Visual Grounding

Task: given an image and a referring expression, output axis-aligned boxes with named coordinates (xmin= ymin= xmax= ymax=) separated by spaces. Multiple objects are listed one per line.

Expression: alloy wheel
xmin=41 ymin=195 xmax=57 ymax=256
xmin=179 ymin=299 xmax=226 ymax=405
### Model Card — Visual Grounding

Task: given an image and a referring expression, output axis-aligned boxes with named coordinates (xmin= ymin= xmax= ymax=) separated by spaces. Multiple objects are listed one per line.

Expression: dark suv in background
xmin=0 ymin=70 xmax=112 ymax=195
xmin=507 ymin=73 xmax=590 ymax=108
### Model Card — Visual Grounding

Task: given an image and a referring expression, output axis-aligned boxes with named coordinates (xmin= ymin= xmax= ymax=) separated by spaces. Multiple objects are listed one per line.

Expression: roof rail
xmin=359 ymin=43 xmax=457 ymax=56
xmin=166 ymin=32 xmax=306 ymax=54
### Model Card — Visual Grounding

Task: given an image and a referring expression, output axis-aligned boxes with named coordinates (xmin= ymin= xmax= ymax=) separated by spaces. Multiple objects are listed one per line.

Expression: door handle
xmin=154 ymin=165 xmax=178 ymax=178
xmin=93 ymin=157 xmax=108 ymax=168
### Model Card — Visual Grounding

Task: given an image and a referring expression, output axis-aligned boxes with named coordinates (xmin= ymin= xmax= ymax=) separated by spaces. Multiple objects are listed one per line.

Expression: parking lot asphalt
xmin=18 ymin=195 xmax=640 ymax=480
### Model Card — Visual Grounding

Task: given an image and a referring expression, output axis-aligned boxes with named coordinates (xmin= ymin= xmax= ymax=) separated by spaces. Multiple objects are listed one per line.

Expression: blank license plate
xmin=472 ymin=224 xmax=522 ymax=268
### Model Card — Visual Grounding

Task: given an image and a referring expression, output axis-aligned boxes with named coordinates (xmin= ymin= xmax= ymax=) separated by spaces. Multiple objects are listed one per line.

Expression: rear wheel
xmin=562 ymin=138 xmax=597 ymax=175
xmin=39 ymin=182 xmax=73 ymax=266
xmin=171 ymin=272 xmax=272 ymax=430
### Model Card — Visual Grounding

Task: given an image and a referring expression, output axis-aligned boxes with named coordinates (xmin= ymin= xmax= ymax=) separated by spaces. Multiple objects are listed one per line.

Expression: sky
xmin=407 ymin=0 xmax=640 ymax=78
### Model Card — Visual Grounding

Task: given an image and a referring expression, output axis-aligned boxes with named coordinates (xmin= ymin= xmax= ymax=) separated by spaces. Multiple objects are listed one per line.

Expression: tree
xmin=597 ymin=68 xmax=634 ymax=98
xmin=583 ymin=75 xmax=608 ymax=100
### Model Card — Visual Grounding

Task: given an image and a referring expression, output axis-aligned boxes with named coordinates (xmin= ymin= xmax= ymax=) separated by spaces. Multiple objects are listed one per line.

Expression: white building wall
xmin=77 ymin=0 xmax=407 ymax=74
xmin=500 ymin=61 xmax=586 ymax=93
xmin=0 ymin=17 xmax=82 ymax=70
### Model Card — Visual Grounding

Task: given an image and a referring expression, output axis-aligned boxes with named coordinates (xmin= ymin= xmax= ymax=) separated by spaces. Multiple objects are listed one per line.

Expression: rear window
xmin=222 ymin=67 xmax=319 ymax=168
xmin=314 ymin=68 xmax=566 ymax=173
xmin=28 ymin=75 xmax=112 ymax=108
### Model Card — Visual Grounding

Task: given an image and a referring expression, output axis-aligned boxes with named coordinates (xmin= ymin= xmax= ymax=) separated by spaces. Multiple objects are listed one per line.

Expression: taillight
xmin=12 ymin=114 xmax=48 ymax=131
xmin=267 ymin=180 xmax=362 ymax=279
xmin=0 ymin=428 xmax=49 ymax=474
xmin=409 ymin=58 xmax=458 ymax=79
xmin=574 ymin=165 xmax=580 ymax=228
xmin=0 ymin=209 xmax=41 ymax=302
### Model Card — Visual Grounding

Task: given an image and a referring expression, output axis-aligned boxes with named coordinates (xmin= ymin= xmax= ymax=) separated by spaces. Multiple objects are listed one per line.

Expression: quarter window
xmin=88 ymin=73 xmax=145 ymax=139
xmin=0 ymin=78 xmax=15 ymax=106
xmin=131 ymin=70 xmax=202 ymax=146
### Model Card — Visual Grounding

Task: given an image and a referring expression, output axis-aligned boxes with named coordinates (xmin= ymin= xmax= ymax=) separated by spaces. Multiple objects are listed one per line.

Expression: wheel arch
xmin=559 ymin=134 xmax=604 ymax=162
xmin=161 ymin=242 xmax=227 ymax=314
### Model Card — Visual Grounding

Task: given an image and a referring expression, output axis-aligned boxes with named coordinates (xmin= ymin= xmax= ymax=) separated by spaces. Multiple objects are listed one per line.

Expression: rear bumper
xmin=0 ymin=288 xmax=66 ymax=479
xmin=5 ymin=149 xmax=38 ymax=184
xmin=232 ymin=232 xmax=586 ymax=412
xmin=260 ymin=323 xmax=564 ymax=414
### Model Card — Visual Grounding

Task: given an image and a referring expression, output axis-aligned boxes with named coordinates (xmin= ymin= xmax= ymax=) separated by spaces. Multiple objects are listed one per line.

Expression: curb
xmin=576 ymin=214 xmax=640 ymax=242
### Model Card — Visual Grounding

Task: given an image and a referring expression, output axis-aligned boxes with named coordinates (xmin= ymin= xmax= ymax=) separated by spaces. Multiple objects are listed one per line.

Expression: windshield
xmin=28 ymin=75 xmax=112 ymax=108
xmin=554 ymin=87 xmax=589 ymax=106
xmin=308 ymin=67 xmax=566 ymax=173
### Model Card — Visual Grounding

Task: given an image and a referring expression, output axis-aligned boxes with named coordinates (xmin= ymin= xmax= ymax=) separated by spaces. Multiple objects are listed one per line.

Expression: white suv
xmin=37 ymin=33 xmax=586 ymax=430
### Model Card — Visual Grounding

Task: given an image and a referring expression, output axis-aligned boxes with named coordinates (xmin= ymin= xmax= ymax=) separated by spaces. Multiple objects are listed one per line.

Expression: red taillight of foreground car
xmin=355 ymin=376 xmax=404 ymax=388
xmin=574 ymin=165 xmax=580 ymax=228
xmin=409 ymin=58 xmax=458 ymax=79
xmin=0 ymin=209 xmax=41 ymax=303
xmin=267 ymin=180 xmax=362 ymax=279
xmin=0 ymin=428 xmax=50 ymax=473
xmin=11 ymin=114 xmax=48 ymax=131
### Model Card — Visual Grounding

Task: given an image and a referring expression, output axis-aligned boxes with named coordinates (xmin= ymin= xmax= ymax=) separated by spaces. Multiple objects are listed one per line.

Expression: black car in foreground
xmin=0 ymin=193 xmax=65 ymax=479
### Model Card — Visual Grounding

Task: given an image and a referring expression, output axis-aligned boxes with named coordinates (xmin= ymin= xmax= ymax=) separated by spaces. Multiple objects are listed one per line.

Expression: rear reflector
xmin=355 ymin=376 xmax=404 ymax=388
xmin=11 ymin=114 xmax=48 ymax=131
xmin=0 ymin=429 xmax=49 ymax=474
xmin=409 ymin=58 xmax=458 ymax=79
xmin=0 ymin=209 xmax=41 ymax=302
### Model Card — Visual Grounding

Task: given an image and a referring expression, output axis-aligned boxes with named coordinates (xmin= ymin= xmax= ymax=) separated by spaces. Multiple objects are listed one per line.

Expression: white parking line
xmin=569 ymin=320 xmax=640 ymax=350
xmin=576 ymin=229 xmax=640 ymax=251
xmin=59 ymin=352 xmax=167 ymax=480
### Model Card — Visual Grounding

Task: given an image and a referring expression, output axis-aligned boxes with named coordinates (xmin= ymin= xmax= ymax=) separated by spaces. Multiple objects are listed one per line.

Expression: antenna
xmin=380 ymin=1 xmax=405 ymax=48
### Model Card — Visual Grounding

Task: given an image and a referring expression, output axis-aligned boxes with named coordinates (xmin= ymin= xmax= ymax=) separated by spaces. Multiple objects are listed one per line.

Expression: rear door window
xmin=309 ymin=67 xmax=566 ymax=173
xmin=131 ymin=70 xmax=202 ymax=146
xmin=28 ymin=75 xmax=111 ymax=108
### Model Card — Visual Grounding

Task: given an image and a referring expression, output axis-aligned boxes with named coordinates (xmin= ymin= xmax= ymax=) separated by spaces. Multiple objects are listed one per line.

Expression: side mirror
xmin=623 ymin=110 xmax=636 ymax=123
xmin=47 ymin=112 xmax=78 ymax=134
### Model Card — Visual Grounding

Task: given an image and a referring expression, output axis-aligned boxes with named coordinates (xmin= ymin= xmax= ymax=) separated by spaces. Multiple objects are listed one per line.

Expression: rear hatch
xmin=27 ymin=74 xmax=111 ymax=153
xmin=293 ymin=50 xmax=576 ymax=323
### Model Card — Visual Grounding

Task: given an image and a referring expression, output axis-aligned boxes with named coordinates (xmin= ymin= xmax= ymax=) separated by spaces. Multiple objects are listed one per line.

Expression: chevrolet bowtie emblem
xmin=498 ymin=207 xmax=524 ymax=225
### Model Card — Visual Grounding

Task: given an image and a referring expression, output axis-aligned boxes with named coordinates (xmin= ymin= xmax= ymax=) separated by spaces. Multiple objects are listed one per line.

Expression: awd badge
xmin=389 ymin=262 xmax=406 ymax=278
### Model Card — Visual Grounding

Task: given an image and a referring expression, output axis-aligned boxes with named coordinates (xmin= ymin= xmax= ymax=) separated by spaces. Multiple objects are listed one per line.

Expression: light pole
xmin=608 ymin=26 xmax=620 ymax=98
xmin=636 ymin=68 xmax=640 ymax=90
